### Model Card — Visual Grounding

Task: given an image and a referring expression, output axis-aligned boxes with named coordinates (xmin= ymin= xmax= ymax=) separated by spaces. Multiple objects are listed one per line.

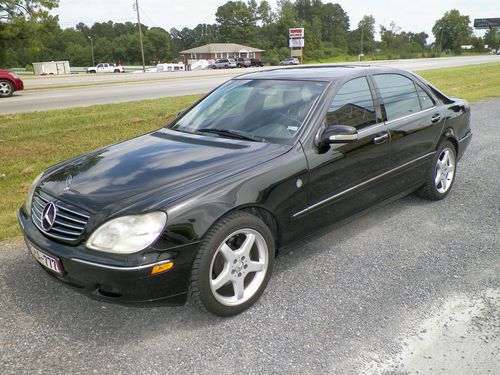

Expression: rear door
xmin=371 ymin=73 xmax=445 ymax=190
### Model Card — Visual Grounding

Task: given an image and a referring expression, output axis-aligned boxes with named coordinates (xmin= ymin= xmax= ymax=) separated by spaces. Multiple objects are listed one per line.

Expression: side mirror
xmin=320 ymin=125 xmax=358 ymax=145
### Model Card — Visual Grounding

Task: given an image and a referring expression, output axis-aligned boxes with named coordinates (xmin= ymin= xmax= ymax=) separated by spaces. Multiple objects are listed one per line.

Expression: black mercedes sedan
xmin=19 ymin=66 xmax=472 ymax=316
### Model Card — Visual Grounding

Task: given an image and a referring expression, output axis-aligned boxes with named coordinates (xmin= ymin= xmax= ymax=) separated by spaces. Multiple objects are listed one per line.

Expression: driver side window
xmin=327 ymin=77 xmax=377 ymax=130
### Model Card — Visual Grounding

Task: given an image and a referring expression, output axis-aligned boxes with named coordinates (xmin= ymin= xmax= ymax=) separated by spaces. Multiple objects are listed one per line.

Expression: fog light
xmin=151 ymin=262 xmax=174 ymax=275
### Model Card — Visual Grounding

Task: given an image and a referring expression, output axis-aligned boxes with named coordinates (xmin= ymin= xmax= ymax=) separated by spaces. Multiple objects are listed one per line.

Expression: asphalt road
xmin=1 ymin=55 xmax=498 ymax=115
xmin=0 ymin=99 xmax=498 ymax=374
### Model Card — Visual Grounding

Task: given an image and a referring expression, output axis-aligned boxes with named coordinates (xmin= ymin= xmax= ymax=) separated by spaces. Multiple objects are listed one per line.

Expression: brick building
xmin=180 ymin=43 xmax=264 ymax=65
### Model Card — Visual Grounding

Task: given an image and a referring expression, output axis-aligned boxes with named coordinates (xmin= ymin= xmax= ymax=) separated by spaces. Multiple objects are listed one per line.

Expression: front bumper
xmin=14 ymin=78 xmax=24 ymax=91
xmin=18 ymin=208 xmax=200 ymax=305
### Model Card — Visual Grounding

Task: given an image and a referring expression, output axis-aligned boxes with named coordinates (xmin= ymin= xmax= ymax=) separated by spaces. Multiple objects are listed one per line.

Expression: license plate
xmin=26 ymin=240 xmax=63 ymax=275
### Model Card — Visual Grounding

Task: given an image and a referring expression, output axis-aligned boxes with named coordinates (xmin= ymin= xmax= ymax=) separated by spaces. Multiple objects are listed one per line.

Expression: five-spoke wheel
xmin=210 ymin=229 xmax=268 ymax=306
xmin=418 ymin=140 xmax=457 ymax=200
xmin=0 ymin=80 xmax=13 ymax=97
xmin=189 ymin=212 xmax=274 ymax=316
xmin=434 ymin=147 xmax=455 ymax=194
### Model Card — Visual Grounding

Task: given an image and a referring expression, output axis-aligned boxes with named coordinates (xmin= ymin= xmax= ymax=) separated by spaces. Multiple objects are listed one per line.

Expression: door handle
xmin=373 ymin=132 xmax=389 ymax=144
xmin=431 ymin=113 xmax=441 ymax=123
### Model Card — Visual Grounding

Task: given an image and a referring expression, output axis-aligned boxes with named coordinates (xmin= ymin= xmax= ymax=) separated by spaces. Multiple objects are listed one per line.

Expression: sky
xmin=53 ymin=0 xmax=497 ymax=42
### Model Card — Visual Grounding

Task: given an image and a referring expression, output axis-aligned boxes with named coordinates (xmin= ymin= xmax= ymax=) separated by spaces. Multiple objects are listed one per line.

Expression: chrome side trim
xmin=70 ymin=258 xmax=173 ymax=271
xmin=292 ymin=151 xmax=435 ymax=218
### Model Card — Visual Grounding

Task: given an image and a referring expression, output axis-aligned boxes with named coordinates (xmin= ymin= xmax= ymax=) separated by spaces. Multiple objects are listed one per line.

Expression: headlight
xmin=86 ymin=212 xmax=167 ymax=254
xmin=25 ymin=172 xmax=44 ymax=216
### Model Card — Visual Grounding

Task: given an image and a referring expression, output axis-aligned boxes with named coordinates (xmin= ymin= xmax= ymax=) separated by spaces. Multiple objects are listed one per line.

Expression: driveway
xmin=0 ymin=99 xmax=498 ymax=375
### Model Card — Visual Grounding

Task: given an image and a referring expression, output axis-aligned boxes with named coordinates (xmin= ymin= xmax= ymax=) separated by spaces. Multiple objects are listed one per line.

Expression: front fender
xmin=161 ymin=144 xmax=309 ymax=249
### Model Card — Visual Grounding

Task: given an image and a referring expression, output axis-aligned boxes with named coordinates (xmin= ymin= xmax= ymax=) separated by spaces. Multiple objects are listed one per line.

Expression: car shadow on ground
xmin=2 ymin=194 xmax=427 ymax=344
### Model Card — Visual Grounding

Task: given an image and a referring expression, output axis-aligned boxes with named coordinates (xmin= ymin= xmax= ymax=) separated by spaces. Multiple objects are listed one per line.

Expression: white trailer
xmin=32 ymin=61 xmax=71 ymax=75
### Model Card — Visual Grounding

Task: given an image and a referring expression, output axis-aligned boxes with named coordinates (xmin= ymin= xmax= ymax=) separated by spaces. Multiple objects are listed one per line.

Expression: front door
xmin=294 ymin=76 xmax=391 ymax=230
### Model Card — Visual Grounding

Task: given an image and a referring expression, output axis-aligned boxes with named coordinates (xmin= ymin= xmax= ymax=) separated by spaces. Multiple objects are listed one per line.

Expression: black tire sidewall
xmin=191 ymin=212 xmax=275 ymax=316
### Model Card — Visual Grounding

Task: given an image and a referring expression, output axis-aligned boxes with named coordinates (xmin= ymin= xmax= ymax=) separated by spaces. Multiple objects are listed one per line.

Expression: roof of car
xmin=236 ymin=65 xmax=408 ymax=82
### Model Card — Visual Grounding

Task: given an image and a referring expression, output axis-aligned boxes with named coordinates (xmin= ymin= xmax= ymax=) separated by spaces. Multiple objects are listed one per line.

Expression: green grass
xmin=417 ymin=63 xmax=500 ymax=102
xmin=1 ymin=62 xmax=499 ymax=243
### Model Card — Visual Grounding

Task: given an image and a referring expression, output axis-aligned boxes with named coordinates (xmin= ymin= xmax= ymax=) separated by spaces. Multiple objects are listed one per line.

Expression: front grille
xmin=31 ymin=193 xmax=90 ymax=243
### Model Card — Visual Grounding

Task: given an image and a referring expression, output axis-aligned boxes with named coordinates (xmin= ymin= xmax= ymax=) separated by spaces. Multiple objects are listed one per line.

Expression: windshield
xmin=170 ymin=79 xmax=327 ymax=143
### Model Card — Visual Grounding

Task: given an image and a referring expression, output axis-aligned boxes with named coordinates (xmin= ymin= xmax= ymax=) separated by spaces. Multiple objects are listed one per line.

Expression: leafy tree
xmin=348 ymin=15 xmax=376 ymax=55
xmin=216 ymin=1 xmax=256 ymax=44
xmin=257 ymin=0 xmax=273 ymax=25
xmin=484 ymin=28 xmax=500 ymax=54
xmin=379 ymin=22 xmax=429 ymax=58
xmin=432 ymin=9 xmax=472 ymax=54
xmin=0 ymin=0 xmax=58 ymax=19
xmin=144 ymin=27 xmax=172 ymax=63
xmin=0 ymin=0 xmax=59 ymax=66
xmin=469 ymin=35 xmax=485 ymax=52
xmin=320 ymin=3 xmax=349 ymax=50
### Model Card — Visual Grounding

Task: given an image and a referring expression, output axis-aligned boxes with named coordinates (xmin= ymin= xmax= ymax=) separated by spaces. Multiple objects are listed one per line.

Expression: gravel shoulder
xmin=0 ymin=99 xmax=499 ymax=375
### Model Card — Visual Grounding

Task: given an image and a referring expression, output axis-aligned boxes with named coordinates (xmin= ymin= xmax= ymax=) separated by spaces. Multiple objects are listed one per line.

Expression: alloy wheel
xmin=209 ymin=228 xmax=268 ymax=306
xmin=434 ymin=147 xmax=455 ymax=194
xmin=0 ymin=81 xmax=13 ymax=97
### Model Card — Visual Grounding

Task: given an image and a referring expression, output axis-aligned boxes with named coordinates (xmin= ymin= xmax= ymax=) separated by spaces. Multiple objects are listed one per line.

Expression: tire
xmin=224 ymin=65 xmax=228 ymax=69
xmin=0 ymin=80 xmax=14 ymax=97
xmin=417 ymin=140 xmax=457 ymax=200
xmin=237 ymin=64 xmax=242 ymax=68
xmin=188 ymin=211 xmax=275 ymax=316
xmin=114 ymin=69 xmax=120 ymax=73
xmin=89 ymin=70 xmax=96 ymax=73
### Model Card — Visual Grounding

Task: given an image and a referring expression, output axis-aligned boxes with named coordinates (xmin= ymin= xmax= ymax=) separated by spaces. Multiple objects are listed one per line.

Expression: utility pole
xmin=88 ymin=36 xmax=95 ymax=66
xmin=439 ymin=24 xmax=445 ymax=55
xmin=134 ymin=0 xmax=146 ymax=73
xmin=359 ymin=25 xmax=364 ymax=61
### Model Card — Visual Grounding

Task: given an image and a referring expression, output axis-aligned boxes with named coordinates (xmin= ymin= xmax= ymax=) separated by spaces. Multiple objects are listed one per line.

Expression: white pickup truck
xmin=86 ymin=63 xmax=125 ymax=73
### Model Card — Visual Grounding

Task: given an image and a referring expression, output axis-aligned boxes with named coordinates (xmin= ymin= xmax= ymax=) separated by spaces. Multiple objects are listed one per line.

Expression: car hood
xmin=39 ymin=129 xmax=291 ymax=214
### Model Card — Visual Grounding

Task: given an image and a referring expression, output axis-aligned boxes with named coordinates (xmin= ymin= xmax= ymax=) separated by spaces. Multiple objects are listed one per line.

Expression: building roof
xmin=180 ymin=43 xmax=264 ymax=54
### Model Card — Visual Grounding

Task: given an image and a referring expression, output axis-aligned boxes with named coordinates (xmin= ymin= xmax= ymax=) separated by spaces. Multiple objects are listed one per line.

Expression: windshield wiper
xmin=197 ymin=128 xmax=266 ymax=143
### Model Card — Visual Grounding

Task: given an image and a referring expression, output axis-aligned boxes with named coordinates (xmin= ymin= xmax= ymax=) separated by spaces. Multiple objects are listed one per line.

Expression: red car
xmin=0 ymin=69 xmax=24 ymax=97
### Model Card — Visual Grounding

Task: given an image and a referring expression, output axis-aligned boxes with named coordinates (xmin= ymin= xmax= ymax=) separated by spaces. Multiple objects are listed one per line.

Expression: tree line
xmin=1 ymin=0 xmax=499 ymax=68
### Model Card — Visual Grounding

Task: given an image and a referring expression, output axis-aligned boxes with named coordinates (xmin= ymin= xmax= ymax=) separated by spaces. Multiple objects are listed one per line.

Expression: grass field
xmin=1 ymin=63 xmax=499 ymax=242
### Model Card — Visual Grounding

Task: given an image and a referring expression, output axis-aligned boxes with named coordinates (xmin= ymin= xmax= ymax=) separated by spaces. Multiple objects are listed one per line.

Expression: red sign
xmin=289 ymin=28 xmax=304 ymax=38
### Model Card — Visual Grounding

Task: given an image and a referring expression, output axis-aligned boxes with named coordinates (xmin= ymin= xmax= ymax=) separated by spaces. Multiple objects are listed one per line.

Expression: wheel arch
xmin=439 ymin=127 xmax=459 ymax=154
xmin=238 ymin=206 xmax=280 ymax=254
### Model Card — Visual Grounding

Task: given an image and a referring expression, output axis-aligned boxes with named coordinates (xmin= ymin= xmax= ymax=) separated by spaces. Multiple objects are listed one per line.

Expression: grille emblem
xmin=41 ymin=202 xmax=57 ymax=231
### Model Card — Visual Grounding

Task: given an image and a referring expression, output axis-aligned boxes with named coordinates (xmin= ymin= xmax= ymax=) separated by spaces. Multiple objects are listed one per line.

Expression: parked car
xmin=234 ymin=57 xmax=251 ymax=68
xmin=280 ymin=57 xmax=300 ymax=65
xmin=86 ymin=63 xmax=125 ymax=73
xmin=19 ymin=66 xmax=471 ymax=316
xmin=0 ymin=69 xmax=24 ymax=97
xmin=211 ymin=59 xmax=237 ymax=69
xmin=249 ymin=58 xmax=265 ymax=67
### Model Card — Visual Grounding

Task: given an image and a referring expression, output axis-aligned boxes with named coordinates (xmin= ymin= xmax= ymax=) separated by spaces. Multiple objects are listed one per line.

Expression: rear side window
xmin=327 ymin=77 xmax=377 ymax=130
xmin=416 ymin=85 xmax=435 ymax=110
xmin=374 ymin=74 xmax=421 ymax=121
